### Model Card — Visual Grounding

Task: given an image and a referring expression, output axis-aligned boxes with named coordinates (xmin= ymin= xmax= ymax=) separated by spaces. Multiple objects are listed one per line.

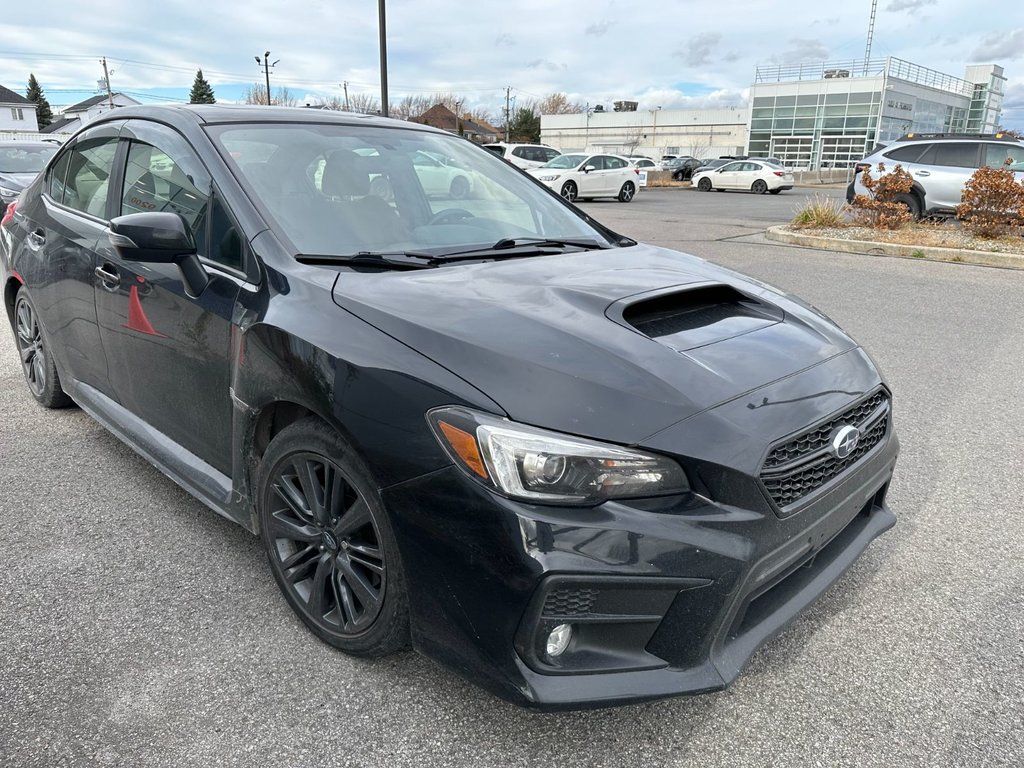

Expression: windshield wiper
xmin=296 ymin=251 xmax=437 ymax=270
xmin=426 ymin=237 xmax=612 ymax=264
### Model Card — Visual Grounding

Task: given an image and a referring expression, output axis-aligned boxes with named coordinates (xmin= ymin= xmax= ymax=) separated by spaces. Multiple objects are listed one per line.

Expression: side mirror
xmin=583 ymin=165 xmax=596 ymax=173
xmin=108 ymin=212 xmax=209 ymax=296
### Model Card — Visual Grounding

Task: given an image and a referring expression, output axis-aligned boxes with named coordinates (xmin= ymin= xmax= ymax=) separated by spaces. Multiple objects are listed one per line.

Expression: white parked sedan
xmin=527 ymin=153 xmax=639 ymax=202
xmin=692 ymin=160 xmax=794 ymax=194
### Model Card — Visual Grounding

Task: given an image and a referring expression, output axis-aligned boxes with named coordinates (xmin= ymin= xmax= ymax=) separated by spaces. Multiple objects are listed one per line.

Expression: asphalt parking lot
xmin=2 ymin=186 xmax=1022 ymax=767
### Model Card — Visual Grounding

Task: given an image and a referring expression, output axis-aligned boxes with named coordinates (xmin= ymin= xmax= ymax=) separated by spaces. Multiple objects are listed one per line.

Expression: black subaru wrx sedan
xmin=0 ymin=105 xmax=897 ymax=709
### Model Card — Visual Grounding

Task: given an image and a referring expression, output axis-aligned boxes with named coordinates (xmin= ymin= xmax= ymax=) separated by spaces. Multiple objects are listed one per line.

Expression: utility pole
xmin=255 ymin=52 xmax=279 ymax=105
xmin=504 ymin=86 xmax=511 ymax=142
xmin=378 ymin=0 xmax=389 ymax=116
xmin=100 ymin=57 xmax=114 ymax=109
xmin=343 ymin=81 xmax=350 ymax=111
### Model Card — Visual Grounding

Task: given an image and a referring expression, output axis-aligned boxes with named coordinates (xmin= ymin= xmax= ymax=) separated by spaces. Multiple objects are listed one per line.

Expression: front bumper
xmin=382 ymin=427 xmax=897 ymax=709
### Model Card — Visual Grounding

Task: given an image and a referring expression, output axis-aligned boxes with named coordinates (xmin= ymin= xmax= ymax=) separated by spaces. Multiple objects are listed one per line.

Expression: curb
xmin=765 ymin=225 xmax=1024 ymax=270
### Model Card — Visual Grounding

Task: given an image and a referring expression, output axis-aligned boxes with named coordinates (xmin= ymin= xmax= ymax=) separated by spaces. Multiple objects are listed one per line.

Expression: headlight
xmin=538 ymin=174 xmax=560 ymax=182
xmin=428 ymin=406 xmax=689 ymax=505
xmin=0 ymin=186 xmax=18 ymax=198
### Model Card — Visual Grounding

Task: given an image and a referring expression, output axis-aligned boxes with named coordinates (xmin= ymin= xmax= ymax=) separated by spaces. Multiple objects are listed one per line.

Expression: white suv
xmin=848 ymin=133 xmax=1024 ymax=218
xmin=483 ymin=143 xmax=561 ymax=170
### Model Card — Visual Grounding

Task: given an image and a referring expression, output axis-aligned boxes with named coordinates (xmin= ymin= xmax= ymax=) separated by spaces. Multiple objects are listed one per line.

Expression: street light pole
xmin=255 ymin=52 xmax=279 ymax=105
xmin=378 ymin=0 xmax=389 ymax=116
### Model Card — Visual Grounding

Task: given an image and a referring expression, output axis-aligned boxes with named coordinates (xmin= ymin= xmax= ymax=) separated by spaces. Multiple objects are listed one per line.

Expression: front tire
xmin=560 ymin=181 xmax=578 ymax=202
xmin=697 ymin=177 xmax=712 ymax=192
xmin=14 ymin=288 xmax=73 ymax=409
xmin=258 ymin=418 xmax=409 ymax=657
xmin=617 ymin=181 xmax=636 ymax=202
xmin=752 ymin=179 xmax=768 ymax=194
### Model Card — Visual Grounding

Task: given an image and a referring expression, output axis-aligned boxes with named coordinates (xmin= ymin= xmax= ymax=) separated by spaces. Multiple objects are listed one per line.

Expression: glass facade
xmin=748 ymin=91 xmax=881 ymax=169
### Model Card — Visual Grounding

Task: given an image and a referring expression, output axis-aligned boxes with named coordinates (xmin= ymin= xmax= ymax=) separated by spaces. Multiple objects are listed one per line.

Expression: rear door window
xmin=919 ymin=142 xmax=981 ymax=168
xmin=62 ymin=137 xmax=121 ymax=218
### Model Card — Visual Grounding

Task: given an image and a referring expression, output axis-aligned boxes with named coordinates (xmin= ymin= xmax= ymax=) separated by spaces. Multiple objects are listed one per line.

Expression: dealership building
xmin=747 ymin=57 xmax=1005 ymax=169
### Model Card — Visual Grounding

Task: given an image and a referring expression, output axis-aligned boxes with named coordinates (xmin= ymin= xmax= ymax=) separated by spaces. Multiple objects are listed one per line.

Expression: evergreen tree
xmin=507 ymin=107 xmax=541 ymax=143
xmin=189 ymin=69 xmax=216 ymax=104
xmin=26 ymin=74 xmax=53 ymax=129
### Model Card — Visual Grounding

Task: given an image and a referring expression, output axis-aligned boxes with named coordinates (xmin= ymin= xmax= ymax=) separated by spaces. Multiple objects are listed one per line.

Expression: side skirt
xmin=68 ymin=380 xmax=255 ymax=533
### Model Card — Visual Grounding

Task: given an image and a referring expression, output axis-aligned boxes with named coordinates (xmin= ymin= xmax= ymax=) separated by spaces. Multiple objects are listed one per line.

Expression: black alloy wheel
xmin=618 ymin=181 xmax=636 ymax=202
xmin=560 ymin=180 xmax=578 ymax=202
xmin=697 ymin=177 xmax=713 ymax=192
xmin=14 ymin=288 xmax=72 ymax=408
xmin=752 ymin=179 xmax=768 ymax=194
xmin=259 ymin=419 xmax=409 ymax=656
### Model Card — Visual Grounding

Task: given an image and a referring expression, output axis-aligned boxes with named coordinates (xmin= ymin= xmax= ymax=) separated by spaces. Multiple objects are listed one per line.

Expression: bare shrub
xmin=850 ymin=163 xmax=913 ymax=229
xmin=955 ymin=162 xmax=1024 ymax=238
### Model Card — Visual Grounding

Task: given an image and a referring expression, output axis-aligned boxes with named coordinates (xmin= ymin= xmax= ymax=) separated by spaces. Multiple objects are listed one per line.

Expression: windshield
xmin=210 ymin=124 xmax=613 ymax=258
xmin=542 ymin=154 xmax=586 ymax=170
xmin=0 ymin=145 xmax=57 ymax=173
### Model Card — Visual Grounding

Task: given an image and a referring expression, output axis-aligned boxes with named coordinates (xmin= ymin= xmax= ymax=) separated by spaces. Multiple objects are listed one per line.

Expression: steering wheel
xmin=428 ymin=208 xmax=475 ymax=226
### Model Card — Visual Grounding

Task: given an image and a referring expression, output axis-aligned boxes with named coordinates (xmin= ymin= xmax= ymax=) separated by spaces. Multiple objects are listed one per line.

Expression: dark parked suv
xmin=1 ymin=105 xmax=898 ymax=709
xmin=848 ymin=132 xmax=1024 ymax=217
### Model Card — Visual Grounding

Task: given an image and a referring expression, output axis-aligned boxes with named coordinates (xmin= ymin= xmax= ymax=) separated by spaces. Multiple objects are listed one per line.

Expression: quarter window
xmin=46 ymin=149 xmax=72 ymax=203
xmin=883 ymin=145 xmax=929 ymax=163
xmin=983 ymin=143 xmax=1024 ymax=170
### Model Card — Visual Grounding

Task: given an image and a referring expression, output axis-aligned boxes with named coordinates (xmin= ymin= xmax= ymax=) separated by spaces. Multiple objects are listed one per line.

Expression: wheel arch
xmin=4 ymin=275 xmax=24 ymax=329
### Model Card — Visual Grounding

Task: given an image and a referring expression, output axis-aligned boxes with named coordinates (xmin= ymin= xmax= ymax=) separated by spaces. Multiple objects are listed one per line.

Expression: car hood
xmin=330 ymin=244 xmax=862 ymax=444
xmin=0 ymin=172 xmax=37 ymax=189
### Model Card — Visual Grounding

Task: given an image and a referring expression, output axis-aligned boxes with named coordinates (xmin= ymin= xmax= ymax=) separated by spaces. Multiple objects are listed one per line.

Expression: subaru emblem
xmin=830 ymin=425 xmax=860 ymax=459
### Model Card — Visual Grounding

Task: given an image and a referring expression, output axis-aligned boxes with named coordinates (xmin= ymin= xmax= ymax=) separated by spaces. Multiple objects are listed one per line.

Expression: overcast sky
xmin=1 ymin=0 xmax=1020 ymax=128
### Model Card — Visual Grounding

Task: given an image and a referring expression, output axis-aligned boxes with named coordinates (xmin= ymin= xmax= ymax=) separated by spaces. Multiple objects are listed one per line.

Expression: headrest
xmin=321 ymin=149 xmax=369 ymax=197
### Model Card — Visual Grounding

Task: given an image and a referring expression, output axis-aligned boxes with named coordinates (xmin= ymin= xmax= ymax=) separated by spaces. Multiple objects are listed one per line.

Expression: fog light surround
xmin=545 ymin=623 xmax=573 ymax=658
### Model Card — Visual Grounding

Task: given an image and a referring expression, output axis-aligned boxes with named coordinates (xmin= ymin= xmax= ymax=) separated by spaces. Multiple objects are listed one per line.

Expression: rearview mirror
xmin=583 ymin=165 xmax=596 ymax=173
xmin=108 ymin=212 xmax=209 ymax=296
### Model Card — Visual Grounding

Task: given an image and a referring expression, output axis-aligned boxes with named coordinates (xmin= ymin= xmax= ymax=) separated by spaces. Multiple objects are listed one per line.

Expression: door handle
xmin=27 ymin=228 xmax=45 ymax=250
xmin=915 ymin=170 xmax=931 ymax=177
xmin=95 ymin=264 xmax=121 ymax=290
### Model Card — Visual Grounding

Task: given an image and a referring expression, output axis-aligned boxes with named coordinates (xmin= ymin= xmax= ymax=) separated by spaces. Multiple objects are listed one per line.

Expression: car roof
xmin=82 ymin=103 xmax=449 ymax=136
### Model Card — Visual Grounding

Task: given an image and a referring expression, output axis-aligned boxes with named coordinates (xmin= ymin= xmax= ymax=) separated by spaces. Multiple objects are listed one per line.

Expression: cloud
xmin=678 ymin=33 xmax=722 ymax=67
xmin=495 ymin=33 xmax=515 ymax=47
xmin=585 ymin=21 xmax=609 ymax=37
xmin=885 ymin=0 xmax=935 ymax=10
xmin=527 ymin=59 xmax=565 ymax=72
xmin=770 ymin=38 xmax=829 ymax=64
xmin=971 ymin=29 xmax=1024 ymax=61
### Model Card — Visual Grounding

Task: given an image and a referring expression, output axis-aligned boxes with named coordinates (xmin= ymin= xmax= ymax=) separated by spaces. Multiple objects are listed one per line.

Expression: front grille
xmin=760 ymin=392 xmax=889 ymax=510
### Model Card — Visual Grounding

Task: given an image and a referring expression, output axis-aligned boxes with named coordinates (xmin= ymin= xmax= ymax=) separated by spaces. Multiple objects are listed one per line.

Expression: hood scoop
xmin=612 ymin=283 xmax=784 ymax=352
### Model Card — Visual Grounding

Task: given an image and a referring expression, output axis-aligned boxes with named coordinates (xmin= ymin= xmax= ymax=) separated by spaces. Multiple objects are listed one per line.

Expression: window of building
xmin=11 ymin=108 xmax=24 ymax=121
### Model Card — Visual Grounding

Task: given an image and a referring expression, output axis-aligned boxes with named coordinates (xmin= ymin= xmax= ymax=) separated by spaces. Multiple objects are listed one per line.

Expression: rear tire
xmin=893 ymin=193 xmax=922 ymax=220
xmin=752 ymin=179 xmax=768 ymax=194
xmin=617 ymin=181 xmax=636 ymax=202
xmin=258 ymin=418 xmax=410 ymax=657
xmin=697 ymin=177 xmax=712 ymax=192
xmin=13 ymin=287 xmax=73 ymax=409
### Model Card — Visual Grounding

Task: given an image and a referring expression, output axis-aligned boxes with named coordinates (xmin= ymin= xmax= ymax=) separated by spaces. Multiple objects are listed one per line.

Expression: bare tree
xmin=620 ymin=126 xmax=644 ymax=156
xmin=243 ymin=83 xmax=297 ymax=107
xmin=347 ymin=92 xmax=380 ymax=114
xmin=389 ymin=94 xmax=434 ymax=120
xmin=684 ymin=136 xmax=712 ymax=159
xmin=537 ymin=92 xmax=585 ymax=115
